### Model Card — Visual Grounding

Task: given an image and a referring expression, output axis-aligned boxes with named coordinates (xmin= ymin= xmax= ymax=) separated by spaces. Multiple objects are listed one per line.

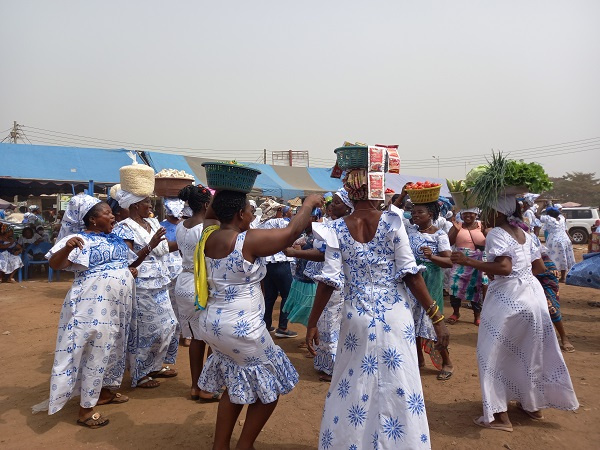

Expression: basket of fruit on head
xmin=405 ymin=181 xmax=442 ymax=203
xmin=201 ymin=161 xmax=261 ymax=194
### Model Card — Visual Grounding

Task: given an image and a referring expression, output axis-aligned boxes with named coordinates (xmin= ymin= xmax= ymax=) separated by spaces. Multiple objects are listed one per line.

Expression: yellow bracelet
xmin=427 ymin=305 xmax=439 ymax=319
xmin=432 ymin=315 xmax=445 ymax=325
xmin=425 ymin=303 xmax=436 ymax=315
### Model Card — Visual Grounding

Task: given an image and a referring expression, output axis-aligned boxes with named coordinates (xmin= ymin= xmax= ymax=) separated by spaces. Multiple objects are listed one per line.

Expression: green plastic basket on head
xmin=334 ymin=146 xmax=369 ymax=170
xmin=201 ymin=162 xmax=262 ymax=193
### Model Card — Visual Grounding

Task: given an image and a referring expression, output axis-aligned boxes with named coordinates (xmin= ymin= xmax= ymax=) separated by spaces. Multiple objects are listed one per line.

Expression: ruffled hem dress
xmin=113 ymin=218 xmax=179 ymax=386
xmin=478 ymin=228 xmax=579 ymax=423
xmin=304 ymin=230 xmax=344 ymax=376
xmin=197 ymin=231 xmax=298 ymax=404
xmin=313 ymin=212 xmax=431 ymax=449
xmin=45 ymin=232 xmax=135 ymax=414
xmin=0 ymin=248 xmax=23 ymax=274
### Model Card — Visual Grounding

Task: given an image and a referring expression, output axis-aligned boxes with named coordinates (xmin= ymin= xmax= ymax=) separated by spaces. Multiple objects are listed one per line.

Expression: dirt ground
xmin=1 ymin=246 xmax=599 ymax=449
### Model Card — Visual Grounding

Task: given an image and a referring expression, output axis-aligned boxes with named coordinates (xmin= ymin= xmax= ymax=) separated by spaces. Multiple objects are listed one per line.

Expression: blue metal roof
xmin=0 ymin=143 xmax=142 ymax=183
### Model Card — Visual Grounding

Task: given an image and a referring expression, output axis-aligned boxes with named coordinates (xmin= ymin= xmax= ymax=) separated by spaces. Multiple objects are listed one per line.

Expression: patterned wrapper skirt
xmin=449 ymin=248 xmax=488 ymax=304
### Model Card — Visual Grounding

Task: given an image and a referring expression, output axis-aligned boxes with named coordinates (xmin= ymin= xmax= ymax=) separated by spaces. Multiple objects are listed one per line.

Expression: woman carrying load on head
xmin=405 ymin=200 xmax=455 ymax=381
xmin=306 ymin=167 xmax=450 ymax=449
xmin=447 ymin=207 xmax=488 ymax=326
xmin=173 ymin=185 xmax=221 ymax=401
xmin=196 ymin=185 xmax=322 ymax=450
xmin=451 ymin=194 xmax=578 ymax=432
xmin=44 ymin=194 xmax=138 ymax=428
xmin=539 ymin=206 xmax=575 ymax=283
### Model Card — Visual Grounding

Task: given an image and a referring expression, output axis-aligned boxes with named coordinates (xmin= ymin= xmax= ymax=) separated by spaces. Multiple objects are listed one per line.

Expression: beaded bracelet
xmin=146 ymin=244 xmax=152 ymax=254
xmin=432 ymin=315 xmax=445 ymax=325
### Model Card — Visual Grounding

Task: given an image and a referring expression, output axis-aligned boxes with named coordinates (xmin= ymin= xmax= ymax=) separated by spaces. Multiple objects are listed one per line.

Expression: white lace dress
xmin=539 ymin=215 xmax=575 ymax=271
xmin=45 ymin=232 xmax=135 ymax=414
xmin=113 ymin=218 xmax=179 ymax=386
xmin=478 ymin=228 xmax=579 ymax=423
xmin=313 ymin=212 xmax=431 ymax=449
xmin=174 ymin=221 xmax=204 ymax=338
xmin=197 ymin=231 xmax=298 ymax=404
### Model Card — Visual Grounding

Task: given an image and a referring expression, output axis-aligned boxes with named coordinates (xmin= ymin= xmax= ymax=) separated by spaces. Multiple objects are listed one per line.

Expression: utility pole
xmin=263 ymin=149 xmax=267 ymax=164
xmin=288 ymin=149 xmax=293 ymax=166
xmin=1 ymin=121 xmax=30 ymax=144
xmin=432 ymin=155 xmax=440 ymax=178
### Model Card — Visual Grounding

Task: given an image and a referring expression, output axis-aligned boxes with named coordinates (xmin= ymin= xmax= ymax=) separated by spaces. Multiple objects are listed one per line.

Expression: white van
xmin=562 ymin=207 xmax=600 ymax=244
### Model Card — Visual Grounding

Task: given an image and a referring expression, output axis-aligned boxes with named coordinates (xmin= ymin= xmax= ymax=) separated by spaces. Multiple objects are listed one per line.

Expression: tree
xmin=545 ymin=172 xmax=600 ymax=206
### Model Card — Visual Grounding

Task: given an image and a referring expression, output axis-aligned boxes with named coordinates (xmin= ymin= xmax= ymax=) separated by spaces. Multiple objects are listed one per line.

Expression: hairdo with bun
xmin=178 ymin=185 xmax=212 ymax=214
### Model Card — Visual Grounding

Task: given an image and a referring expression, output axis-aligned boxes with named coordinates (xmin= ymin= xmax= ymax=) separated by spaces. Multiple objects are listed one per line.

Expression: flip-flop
xmin=446 ymin=314 xmax=460 ymax=325
xmin=437 ymin=369 xmax=453 ymax=381
xmin=137 ymin=376 xmax=160 ymax=388
xmin=560 ymin=344 xmax=575 ymax=353
xmin=516 ymin=402 xmax=544 ymax=420
xmin=472 ymin=416 xmax=513 ymax=432
xmin=198 ymin=392 xmax=221 ymax=403
xmin=150 ymin=366 xmax=178 ymax=378
xmin=77 ymin=412 xmax=110 ymax=429
xmin=96 ymin=392 xmax=129 ymax=405
xmin=474 ymin=318 xmax=481 ymax=327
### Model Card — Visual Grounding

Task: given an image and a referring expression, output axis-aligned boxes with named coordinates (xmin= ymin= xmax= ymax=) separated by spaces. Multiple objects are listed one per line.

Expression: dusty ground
xmin=1 ymin=246 xmax=599 ymax=449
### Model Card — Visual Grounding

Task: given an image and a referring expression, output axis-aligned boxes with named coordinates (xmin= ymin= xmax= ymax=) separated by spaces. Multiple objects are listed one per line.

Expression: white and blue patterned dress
xmin=304 ymin=226 xmax=344 ymax=377
xmin=539 ymin=215 xmax=575 ymax=271
xmin=478 ymin=228 xmax=578 ymax=423
xmin=45 ymin=232 xmax=135 ymax=414
xmin=197 ymin=231 xmax=299 ymax=404
xmin=313 ymin=211 xmax=431 ymax=449
xmin=113 ymin=218 xmax=179 ymax=386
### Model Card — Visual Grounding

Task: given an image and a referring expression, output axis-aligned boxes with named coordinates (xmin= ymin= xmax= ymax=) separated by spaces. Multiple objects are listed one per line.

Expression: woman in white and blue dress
xmin=451 ymin=195 xmax=578 ymax=431
xmin=295 ymin=188 xmax=353 ymax=381
xmin=197 ymin=190 xmax=322 ymax=450
xmin=540 ymin=206 xmax=575 ymax=282
xmin=173 ymin=185 xmax=220 ymax=401
xmin=306 ymin=173 xmax=450 ymax=449
xmin=113 ymin=192 xmax=180 ymax=388
xmin=45 ymin=195 xmax=137 ymax=428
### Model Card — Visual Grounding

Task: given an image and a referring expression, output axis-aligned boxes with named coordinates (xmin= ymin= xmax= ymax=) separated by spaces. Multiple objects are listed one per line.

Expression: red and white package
xmin=368 ymin=146 xmax=386 ymax=172
xmin=368 ymin=173 xmax=385 ymax=201
xmin=376 ymin=144 xmax=400 ymax=174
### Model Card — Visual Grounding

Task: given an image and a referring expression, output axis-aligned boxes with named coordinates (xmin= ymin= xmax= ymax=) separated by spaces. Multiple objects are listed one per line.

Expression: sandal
xmin=472 ymin=416 xmax=513 ymax=432
xmin=198 ymin=391 xmax=222 ymax=403
xmin=446 ymin=314 xmax=460 ymax=325
xmin=96 ymin=392 xmax=129 ymax=405
xmin=77 ymin=412 xmax=109 ymax=429
xmin=517 ymin=402 xmax=544 ymax=420
xmin=437 ymin=369 xmax=453 ymax=381
xmin=474 ymin=318 xmax=481 ymax=327
xmin=560 ymin=343 xmax=575 ymax=353
xmin=149 ymin=366 xmax=178 ymax=378
xmin=137 ymin=376 xmax=160 ymax=388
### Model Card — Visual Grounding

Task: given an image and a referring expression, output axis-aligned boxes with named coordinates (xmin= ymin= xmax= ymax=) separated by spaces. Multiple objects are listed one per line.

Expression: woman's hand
xmin=283 ymin=247 xmax=296 ymax=258
xmin=450 ymin=251 xmax=468 ymax=266
xmin=149 ymin=228 xmax=167 ymax=249
xmin=66 ymin=237 xmax=85 ymax=250
xmin=420 ymin=246 xmax=433 ymax=260
xmin=433 ymin=321 xmax=450 ymax=349
xmin=304 ymin=194 xmax=324 ymax=209
xmin=128 ymin=267 xmax=138 ymax=278
xmin=306 ymin=326 xmax=320 ymax=356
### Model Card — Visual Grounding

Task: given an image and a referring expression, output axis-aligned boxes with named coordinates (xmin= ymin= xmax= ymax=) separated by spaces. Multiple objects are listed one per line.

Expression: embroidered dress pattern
xmin=46 ymin=233 xmax=135 ymax=414
xmin=313 ymin=212 xmax=430 ymax=449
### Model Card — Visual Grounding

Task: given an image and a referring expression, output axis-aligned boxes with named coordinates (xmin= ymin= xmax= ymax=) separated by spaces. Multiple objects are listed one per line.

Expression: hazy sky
xmin=1 ymin=0 xmax=599 ymax=179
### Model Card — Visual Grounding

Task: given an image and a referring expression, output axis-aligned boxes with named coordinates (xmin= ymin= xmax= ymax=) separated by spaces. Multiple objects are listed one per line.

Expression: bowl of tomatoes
xmin=405 ymin=181 xmax=441 ymax=204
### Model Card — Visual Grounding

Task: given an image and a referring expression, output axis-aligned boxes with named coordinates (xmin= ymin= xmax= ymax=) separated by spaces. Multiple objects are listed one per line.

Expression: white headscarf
xmin=461 ymin=207 xmax=480 ymax=215
xmin=116 ymin=190 xmax=146 ymax=209
xmin=492 ymin=194 xmax=518 ymax=216
xmin=56 ymin=193 xmax=101 ymax=241
xmin=554 ymin=203 xmax=563 ymax=210
xmin=523 ymin=193 xmax=540 ymax=207
xmin=164 ymin=198 xmax=185 ymax=218
xmin=182 ymin=206 xmax=193 ymax=218
xmin=335 ymin=187 xmax=354 ymax=212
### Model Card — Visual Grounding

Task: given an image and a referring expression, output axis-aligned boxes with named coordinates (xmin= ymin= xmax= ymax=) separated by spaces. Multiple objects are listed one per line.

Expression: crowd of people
xmin=2 ymin=163 xmax=586 ymax=448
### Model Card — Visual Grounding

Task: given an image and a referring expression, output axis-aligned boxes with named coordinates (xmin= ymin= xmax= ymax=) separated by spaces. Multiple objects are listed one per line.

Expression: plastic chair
xmin=22 ymin=242 xmax=53 ymax=281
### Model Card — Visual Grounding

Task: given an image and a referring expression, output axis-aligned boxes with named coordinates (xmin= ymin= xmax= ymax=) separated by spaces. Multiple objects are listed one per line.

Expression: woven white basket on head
xmin=109 ymin=184 xmax=121 ymax=199
xmin=119 ymin=152 xmax=155 ymax=197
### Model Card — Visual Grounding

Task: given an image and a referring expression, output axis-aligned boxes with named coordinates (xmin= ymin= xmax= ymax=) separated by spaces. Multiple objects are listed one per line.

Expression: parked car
xmin=562 ymin=207 xmax=600 ymax=244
